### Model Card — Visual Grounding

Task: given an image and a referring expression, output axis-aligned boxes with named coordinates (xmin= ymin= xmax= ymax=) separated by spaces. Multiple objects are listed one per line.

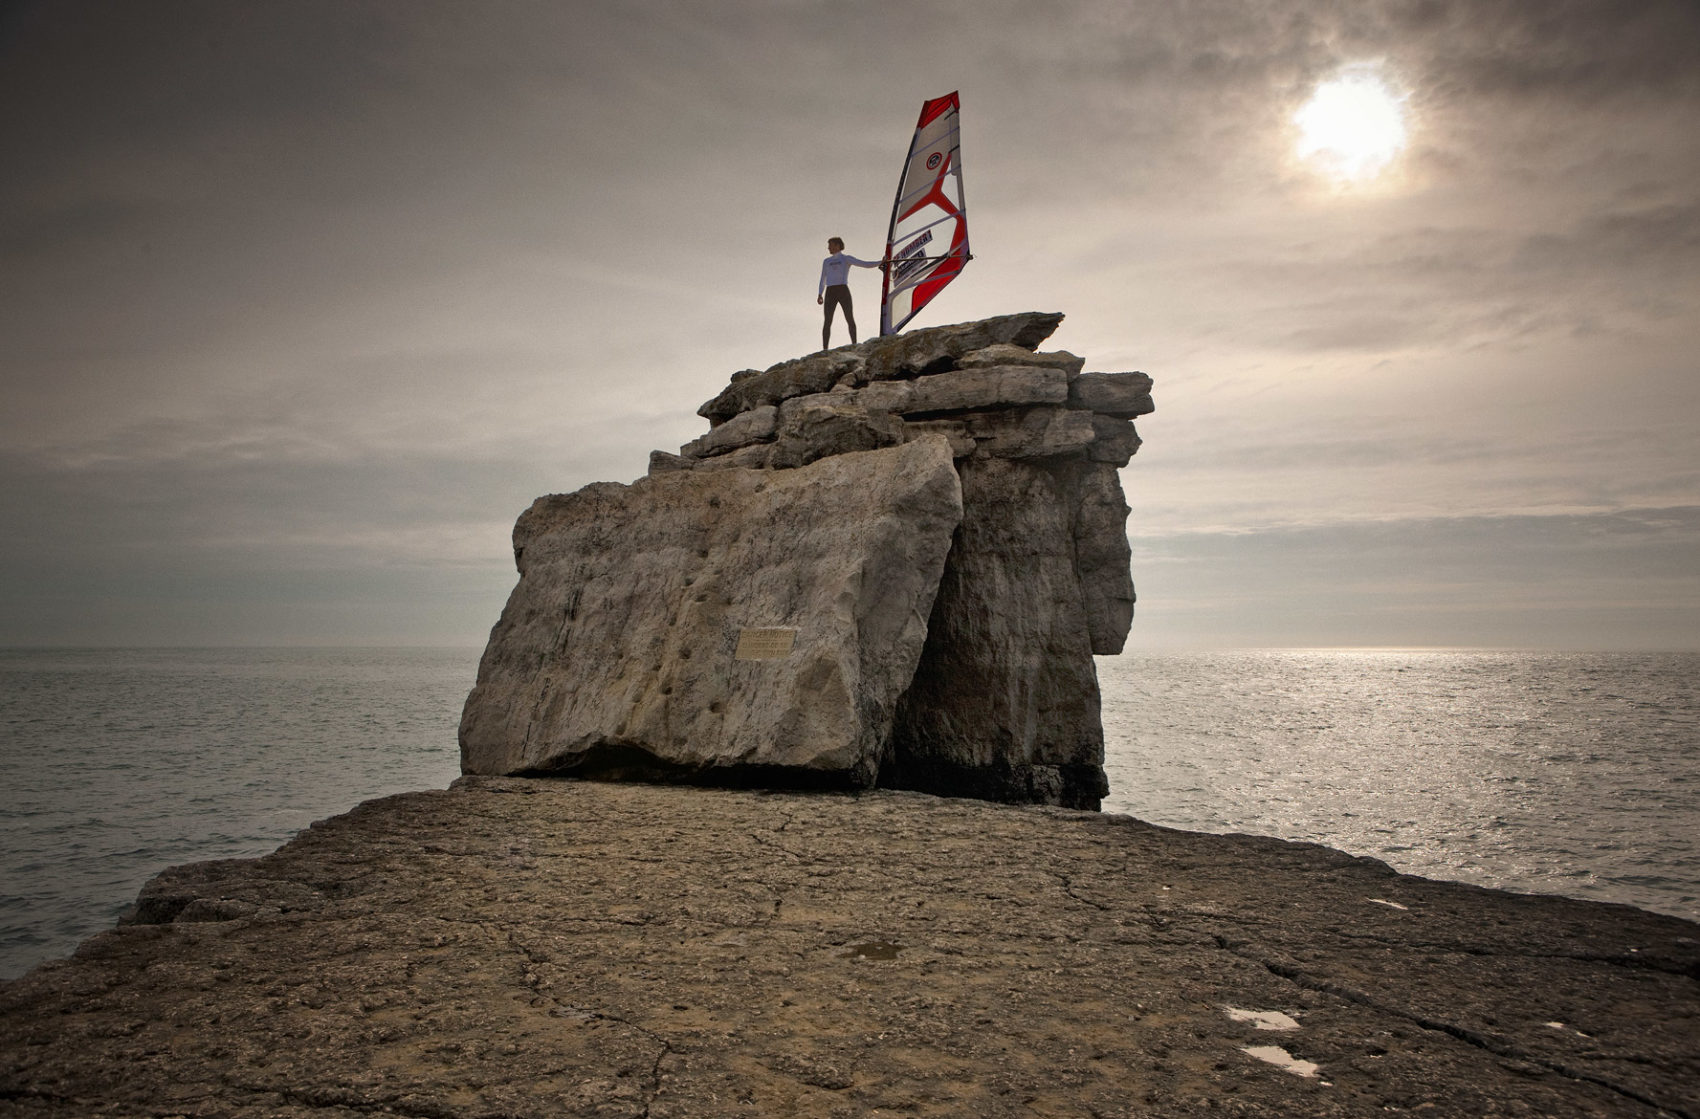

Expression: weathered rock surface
xmin=4 ymin=778 xmax=1696 ymax=1118
xmin=898 ymin=365 xmax=1071 ymax=415
xmin=769 ymin=394 xmax=905 ymax=469
xmin=472 ymin=312 xmax=1153 ymax=809
xmin=1068 ymin=371 xmax=1155 ymax=419
xmin=696 ymin=312 xmax=1067 ymax=423
xmin=1074 ymin=465 xmax=1137 ymax=652
xmin=883 ymin=456 xmax=1112 ymax=808
xmin=680 ymin=404 xmax=777 ymax=459
xmin=460 ymin=437 xmax=963 ymax=787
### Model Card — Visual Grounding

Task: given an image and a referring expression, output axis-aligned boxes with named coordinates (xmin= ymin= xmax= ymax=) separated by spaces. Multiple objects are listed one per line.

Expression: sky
xmin=2 ymin=0 xmax=1697 ymax=650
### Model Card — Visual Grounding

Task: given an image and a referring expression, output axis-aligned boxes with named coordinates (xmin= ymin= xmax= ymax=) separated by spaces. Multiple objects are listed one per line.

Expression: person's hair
xmin=827 ymin=237 xmax=844 ymax=251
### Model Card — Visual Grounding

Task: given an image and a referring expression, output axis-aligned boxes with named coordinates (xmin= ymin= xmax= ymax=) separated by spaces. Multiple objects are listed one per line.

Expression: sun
xmin=1294 ymin=66 xmax=1408 ymax=182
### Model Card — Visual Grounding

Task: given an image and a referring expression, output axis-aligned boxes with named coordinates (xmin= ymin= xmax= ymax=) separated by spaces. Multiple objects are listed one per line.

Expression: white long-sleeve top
xmin=818 ymin=251 xmax=879 ymax=296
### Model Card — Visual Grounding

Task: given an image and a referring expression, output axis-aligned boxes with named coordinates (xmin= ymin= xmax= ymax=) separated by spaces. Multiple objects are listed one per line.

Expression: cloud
xmin=1401 ymin=0 xmax=1700 ymax=101
xmin=1127 ymin=506 xmax=1700 ymax=649
xmin=1 ymin=0 xmax=1697 ymax=647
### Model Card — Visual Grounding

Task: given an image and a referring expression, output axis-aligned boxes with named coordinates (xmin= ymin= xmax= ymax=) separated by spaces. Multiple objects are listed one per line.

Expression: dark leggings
xmin=822 ymin=284 xmax=855 ymax=349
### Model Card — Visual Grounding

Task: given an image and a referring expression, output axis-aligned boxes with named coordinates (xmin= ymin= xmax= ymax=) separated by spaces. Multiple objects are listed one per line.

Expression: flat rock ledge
xmin=3 ymin=780 xmax=1697 ymax=1119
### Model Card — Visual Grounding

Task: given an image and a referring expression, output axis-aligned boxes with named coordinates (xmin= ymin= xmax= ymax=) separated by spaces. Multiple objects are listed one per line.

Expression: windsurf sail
xmin=879 ymin=92 xmax=970 ymax=335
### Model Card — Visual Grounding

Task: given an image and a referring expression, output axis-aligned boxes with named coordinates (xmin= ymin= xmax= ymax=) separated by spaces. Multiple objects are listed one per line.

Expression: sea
xmin=2 ymin=647 xmax=1696 ymax=980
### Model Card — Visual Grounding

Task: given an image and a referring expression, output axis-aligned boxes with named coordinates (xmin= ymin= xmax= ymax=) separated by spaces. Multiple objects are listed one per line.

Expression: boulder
xmin=648 ymin=450 xmax=694 ymax=474
xmin=848 ymin=378 xmax=914 ymax=415
xmin=1085 ymin=415 xmax=1142 ymax=465
xmin=769 ymin=394 xmax=905 ymax=469
xmin=958 ymin=343 xmax=1085 ymax=375
xmin=693 ymin=443 xmax=776 ymax=471
xmin=901 ymin=365 xmax=1070 ymax=416
xmin=472 ymin=312 xmax=1153 ymax=809
xmin=697 ymin=351 xmax=865 ymax=427
xmin=858 ymin=311 xmax=1066 ymax=382
xmin=460 ymin=437 xmax=963 ymax=787
xmin=1068 ymin=371 xmax=1156 ymax=418
xmin=680 ymin=404 xmax=777 ymax=458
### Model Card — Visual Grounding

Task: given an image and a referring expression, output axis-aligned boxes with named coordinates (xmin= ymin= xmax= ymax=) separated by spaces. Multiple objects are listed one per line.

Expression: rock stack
xmin=459 ymin=312 xmax=1153 ymax=809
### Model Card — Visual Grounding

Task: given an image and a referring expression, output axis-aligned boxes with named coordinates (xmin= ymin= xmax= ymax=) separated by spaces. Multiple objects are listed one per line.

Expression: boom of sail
xmin=880 ymin=92 xmax=970 ymax=335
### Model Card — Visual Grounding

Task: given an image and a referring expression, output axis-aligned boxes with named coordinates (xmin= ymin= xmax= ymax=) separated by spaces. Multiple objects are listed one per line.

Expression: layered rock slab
xmin=460 ymin=437 xmax=963 ymax=786
xmin=696 ymin=311 xmax=1068 ymax=424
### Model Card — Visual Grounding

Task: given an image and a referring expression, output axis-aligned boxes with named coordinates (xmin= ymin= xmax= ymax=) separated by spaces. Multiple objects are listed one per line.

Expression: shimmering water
xmin=0 ymin=648 xmax=470 ymax=980
xmin=2 ymin=647 xmax=1696 ymax=980
xmin=1100 ymin=650 xmax=1699 ymax=923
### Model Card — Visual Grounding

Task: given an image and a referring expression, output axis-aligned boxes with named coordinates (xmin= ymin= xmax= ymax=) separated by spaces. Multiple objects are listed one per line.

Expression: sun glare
xmin=1294 ymin=67 xmax=1408 ymax=182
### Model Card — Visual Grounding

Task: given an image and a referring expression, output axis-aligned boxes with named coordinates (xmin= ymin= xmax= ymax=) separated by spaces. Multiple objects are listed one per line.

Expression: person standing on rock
xmin=818 ymin=237 xmax=882 ymax=350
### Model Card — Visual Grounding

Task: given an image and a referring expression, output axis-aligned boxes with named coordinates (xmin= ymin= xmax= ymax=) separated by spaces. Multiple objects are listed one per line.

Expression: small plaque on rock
xmin=735 ymin=627 xmax=797 ymax=660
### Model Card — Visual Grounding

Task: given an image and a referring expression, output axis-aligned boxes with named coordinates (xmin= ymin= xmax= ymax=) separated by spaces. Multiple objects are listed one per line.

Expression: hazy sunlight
xmin=1295 ymin=66 xmax=1408 ymax=182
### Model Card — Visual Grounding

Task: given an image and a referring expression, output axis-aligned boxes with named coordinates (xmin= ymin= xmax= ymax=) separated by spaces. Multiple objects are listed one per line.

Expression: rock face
xmin=881 ymin=456 xmax=1115 ymax=807
xmin=461 ymin=312 xmax=1155 ymax=809
xmin=460 ymin=438 xmax=963 ymax=787
xmin=4 ymin=779 xmax=1696 ymax=1119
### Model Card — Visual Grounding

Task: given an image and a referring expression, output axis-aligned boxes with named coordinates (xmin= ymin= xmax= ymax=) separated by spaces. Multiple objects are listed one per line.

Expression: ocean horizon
xmin=2 ymin=645 xmax=1696 ymax=981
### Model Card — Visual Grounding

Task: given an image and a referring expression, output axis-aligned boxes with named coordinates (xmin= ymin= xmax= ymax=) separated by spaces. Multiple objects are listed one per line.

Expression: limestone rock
xmin=963 ymin=406 xmax=1098 ymax=460
xmin=488 ymin=312 xmax=1151 ymax=808
xmin=901 ymin=418 xmax=976 ymax=457
xmin=769 ymin=394 xmax=905 ymax=470
xmin=648 ymin=450 xmax=694 ymax=475
xmin=1085 ymin=415 xmax=1142 ymax=465
xmin=1074 ymin=465 xmax=1136 ymax=654
xmin=846 ymin=365 xmax=1070 ymax=419
xmin=460 ymin=437 xmax=964 ymax=787
xmin=692 ymin=443 xmax=775 ymax=471
xmin=698 ymin=351 xmax=866 ymax=427
xmin=697 ymin=312 xmax=1064 ymax=422
xmin=681 ymin=404 xmax=777 ymax=458
xmin=883 ymin=456 xmax=1110 ymax=809
xmin=901 ymin=365 xmax=1070 ymax=416
xmin=959 ymin=343 xmax=1085 ymax=375
xmin=1069 ymin=371 xmax=1156 ymax=418
xmin=848 ymin=378 xmax=913 ymax=415
xmin=6 ymin=780 xmax=1698 ymax=1119
xmin=858 ymin=311 xmax=1065 ymax=382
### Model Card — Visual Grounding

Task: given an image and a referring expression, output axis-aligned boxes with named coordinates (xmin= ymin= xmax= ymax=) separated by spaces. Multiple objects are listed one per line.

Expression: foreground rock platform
xmin=3 ymin=779 xmax=1696 ymax=1118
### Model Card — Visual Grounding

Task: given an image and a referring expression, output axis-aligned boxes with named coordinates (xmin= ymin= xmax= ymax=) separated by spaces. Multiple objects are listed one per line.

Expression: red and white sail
xmin=880 ymin=92 xmax=970 ymax=335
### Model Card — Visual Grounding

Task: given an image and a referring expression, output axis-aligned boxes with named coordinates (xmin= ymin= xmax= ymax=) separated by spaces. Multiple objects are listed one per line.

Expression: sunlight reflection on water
xmin=1099 ymin=650 xmax=1700 ymax=923
xmin=3 ymin=647 xmax=1695 ymax=981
